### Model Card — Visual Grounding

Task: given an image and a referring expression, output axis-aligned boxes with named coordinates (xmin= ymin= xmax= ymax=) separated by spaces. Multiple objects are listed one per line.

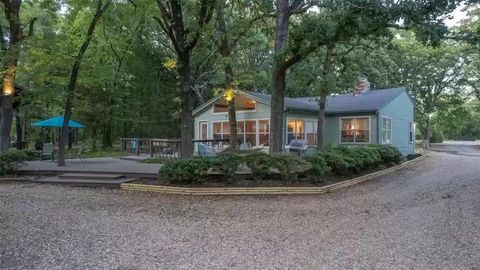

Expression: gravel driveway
xmin=1 ymin=146 xmax=479 ymax=269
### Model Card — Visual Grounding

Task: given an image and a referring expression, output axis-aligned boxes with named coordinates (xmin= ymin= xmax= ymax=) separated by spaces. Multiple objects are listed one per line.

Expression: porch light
xmin=224 ymin=87 xmax=235 ymax=102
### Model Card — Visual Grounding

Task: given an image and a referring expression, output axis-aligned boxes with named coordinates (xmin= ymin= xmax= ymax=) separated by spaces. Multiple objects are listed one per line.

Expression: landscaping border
xmin=120 ymin=154 xmax=429 ymax=195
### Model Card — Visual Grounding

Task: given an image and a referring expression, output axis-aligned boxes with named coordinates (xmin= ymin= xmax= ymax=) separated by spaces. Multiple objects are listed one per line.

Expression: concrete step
xmin=33 ymin=177 xmax=135 ymax=187
xmin=58 ymin=173 xmax=125 ymax=180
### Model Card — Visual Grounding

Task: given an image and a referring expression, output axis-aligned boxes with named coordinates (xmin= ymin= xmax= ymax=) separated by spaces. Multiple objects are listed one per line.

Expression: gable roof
xmin=193 ymin=87 xmax=409 ymax=116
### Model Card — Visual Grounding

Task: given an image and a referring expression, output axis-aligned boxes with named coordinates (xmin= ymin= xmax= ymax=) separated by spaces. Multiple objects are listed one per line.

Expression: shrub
xmin=303 ymin=154 xmax=331 ymax=182
xmin=369 ymin=145 xmax=405 ymax=164
xmin=322 ymin=150 xmax=356 ymax=175
xmin=430 ymin=129 xmax=444 ymax=143
xmin=0 ymin=149 xmax=28 ymax=176
xmin=158 ymin=157 xmax=212 ymax=184
xmin=245 ymin=152 xmax=273 ymax=181
xmin=271 ymin=153 xmax=311 ymax=184
xmin=22 ymin=149 xmax=40 ymax=161
xmin=350 ymin=147 xmax=382 ymax=170
xmin=211 ymin=153 xmax=244 ymax=179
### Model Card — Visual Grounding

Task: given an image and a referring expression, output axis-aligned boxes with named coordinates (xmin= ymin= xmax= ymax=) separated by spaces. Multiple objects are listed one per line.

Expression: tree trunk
xmin=316 ymin=95 xmax=327 ymax=149
xmin=0 ymin=0 xmax=23 ymax=154
xmin=0 ymin=96 xmax=13 ymax=152
xmin=225 ymin=64 xmax=238 ymax=148
xmin=58 ymin=0 xmax=110 ymax=166
xmin=178 ymin=54 xmax=194 ymax=158
xmin=216 ymin=0 xmax=238 ymax=148
xmin=317 ymin=45 xmax=335 ymax=149
xmin=269 ymin=0 xmax=290 ymax=154
xmin=423 ymin=116 xmax=431 ymax=149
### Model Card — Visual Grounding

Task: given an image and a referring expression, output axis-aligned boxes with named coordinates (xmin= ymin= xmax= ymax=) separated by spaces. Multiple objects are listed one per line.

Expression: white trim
xmin=199 ymin=121 xmax=208 ymax=140
xmin=211 ymin=96 xmax=257 ymax=115
xmin=285 ymin=118 xmax=318 ymax=146
xmin=381 ymin=116 xmax=392 ymax=144
xmin=339 ymin=116 xmax=372 ymax=144
xmin=211 ymin=118 xmax=270 ymax=148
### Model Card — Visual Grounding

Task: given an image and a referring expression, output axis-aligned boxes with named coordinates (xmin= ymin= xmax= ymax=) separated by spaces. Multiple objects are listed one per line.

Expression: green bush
xmin=0 ymin=149 xmax=28 ymax=176
xmin=368 ymin=145 xmax=405 ymax=164
xmin=350 ymin=147 xmax=382 ymax=170
xmin=430 ymin=129 xmax=444 ymax=143
xmin=158 ymin=157 xmax=212 ymax=184
xmin=211 ymin=153 xmax=244 ymax=179
xmin=271 ymin=153 xmax=311 ymax=184
xmin=322 ymin=150 xmax=356 ymax=175
xmin=245 ymin=152 xmax=273 ymax=181
xmin=22 ymin=149 xmax=40 ymax=161
xmin=303 ymin=154 xmax=331 ymax=182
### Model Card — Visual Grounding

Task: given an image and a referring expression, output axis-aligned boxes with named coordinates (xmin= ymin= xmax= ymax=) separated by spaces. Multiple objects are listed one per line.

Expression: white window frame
xmin=211 ymin=118 xmax=269 ymax=148
xmin=198 ymin=121 xmax=208 ymax=140
xmin=339 ymin=116 xmax=371 ymax=144
xmin=211 ymin=96 xmax=257 ymax=115
xmin=381 ymin=117 xmax=392 ymax=144
xmin=285 ymin=118 xmax=318 ymax=146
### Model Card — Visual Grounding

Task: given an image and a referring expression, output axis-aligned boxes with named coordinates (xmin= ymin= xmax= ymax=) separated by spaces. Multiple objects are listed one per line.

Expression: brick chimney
xmin=354 ymin=73 xmax=370 ymax=95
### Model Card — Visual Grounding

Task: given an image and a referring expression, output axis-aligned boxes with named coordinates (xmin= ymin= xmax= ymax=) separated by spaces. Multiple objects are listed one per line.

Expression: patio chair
xmin=239 ymin=142 xmax=252 ymax=151
xmin=70 ymin=144 xmax=87 ymax=162
xmin=41 ymin=143 xmax=54 ymax=161
xmin=198 ymin=143 xmax=216 ymax=157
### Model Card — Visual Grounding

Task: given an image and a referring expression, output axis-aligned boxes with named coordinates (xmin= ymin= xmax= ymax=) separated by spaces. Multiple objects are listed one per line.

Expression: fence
xmin=120 ymin=138 xmax=229 ymax=159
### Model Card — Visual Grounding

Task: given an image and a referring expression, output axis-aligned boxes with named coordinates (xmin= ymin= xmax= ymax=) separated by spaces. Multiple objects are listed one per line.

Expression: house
xmin=193 ymin=86 xmax=415 ymax=155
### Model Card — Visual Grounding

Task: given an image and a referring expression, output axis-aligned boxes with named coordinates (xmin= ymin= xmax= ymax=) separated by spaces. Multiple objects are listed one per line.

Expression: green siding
xmin=193 ymin=90 xmax=414 ymax=155
xmin=379 ymin=91 xmax=415 ymax=155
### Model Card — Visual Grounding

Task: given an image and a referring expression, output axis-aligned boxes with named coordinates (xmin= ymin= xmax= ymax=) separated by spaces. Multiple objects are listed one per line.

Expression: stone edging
xmin=120 ymin=154 xmax=429 ymax=195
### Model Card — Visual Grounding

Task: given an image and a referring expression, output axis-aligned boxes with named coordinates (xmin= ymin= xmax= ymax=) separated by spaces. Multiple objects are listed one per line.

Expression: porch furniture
xmin=41 ymin=143 xmax=54 ymax=161
xmin=285 ymin=139 xmax=309 ymax=156
xmin=198 ymin=143 xmax=216 ymax=157
xmin=239 ymin=142 xmax=252 ymax=151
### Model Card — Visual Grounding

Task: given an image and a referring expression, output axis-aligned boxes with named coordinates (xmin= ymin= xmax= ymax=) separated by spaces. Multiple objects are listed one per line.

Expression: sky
xmin=445 ymin=4 xmax=468 ymax=27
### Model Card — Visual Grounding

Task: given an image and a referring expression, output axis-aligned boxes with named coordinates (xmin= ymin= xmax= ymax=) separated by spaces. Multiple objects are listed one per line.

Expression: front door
xmin=199 ymin=121 xmax=208 ymax=140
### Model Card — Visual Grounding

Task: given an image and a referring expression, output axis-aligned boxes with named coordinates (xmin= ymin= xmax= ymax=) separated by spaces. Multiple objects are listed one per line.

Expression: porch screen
xmin=341 ymin=117 xmax=370 ymax=143
xmin=213 ymin=95 xmax=256 ymax=113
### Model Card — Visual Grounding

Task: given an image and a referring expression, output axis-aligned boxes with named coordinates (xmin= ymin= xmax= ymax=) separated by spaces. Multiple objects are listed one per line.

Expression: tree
xmin=155 ymin=0 xmax=214 ymax=158
xmin=58 ymin=0 xmax=111 ymax=166
xmin=269 ymin=0 xmax=318 ymax=153
xmin=0 ymin=0 xmax=36 ymax=153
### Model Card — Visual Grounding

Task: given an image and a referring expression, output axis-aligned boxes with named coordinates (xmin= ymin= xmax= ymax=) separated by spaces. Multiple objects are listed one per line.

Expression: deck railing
xmin=120 ymin=138 xmax=229 ymax=159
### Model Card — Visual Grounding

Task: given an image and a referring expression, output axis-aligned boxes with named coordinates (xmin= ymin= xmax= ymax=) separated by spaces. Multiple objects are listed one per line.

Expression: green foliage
xmin=0 ymin=150 xmax=28 ymax=176
xmin=271 ymin=153 xmax=311 ymax=184
xmin=158 ymin=157 xmax=213 ymax=185
xmin=245 ymin=152 xmax=273 ymax=181
xmin=22 ymin=149 xmax=41 ymax=161
xmin=430 ymin=128 xmax=444 ymax=143
xmin=303 ymin=154 xmax=331 ymax=182
xmin=368 ymin=145 xmax=406 ymax=165
xmin=211 ymin=153 xmax=244 ymax=179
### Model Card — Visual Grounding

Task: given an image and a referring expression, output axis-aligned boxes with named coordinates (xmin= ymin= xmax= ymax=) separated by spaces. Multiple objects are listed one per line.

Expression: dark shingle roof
xmin=243 ymin=87 xmax=407 ymax=114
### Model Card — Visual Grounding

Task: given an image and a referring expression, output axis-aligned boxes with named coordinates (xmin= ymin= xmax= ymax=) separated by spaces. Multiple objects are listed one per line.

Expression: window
xmin=287 ymin=119 xmax=317 ymax=145
xmin=287 ymin=119 xmax=304 ymax=143
xmin=382 ymin=117 xmax=392 ymax=144
xmin=237 ymin=120 xmax=256 ymax=145
xmin=214 ymin=119 xmax=269 ymax=147
xmin=213 ymin=95 xmax=256 ymax=113
xmin=258 ymin=120 xmax=269 ymax=146
xmin=212 ymin=122 xmax=230 ymax=140
xmin=409 ymin=122 xmax=415 ymax=143
xmin=305 ymin=121 xmax=318 ymax=145
xmin=341 ymin=117 xmax=370 ymax=143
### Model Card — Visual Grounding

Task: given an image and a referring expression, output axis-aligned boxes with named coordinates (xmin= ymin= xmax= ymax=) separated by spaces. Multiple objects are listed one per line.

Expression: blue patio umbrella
xmin=32 ymin=116 xmax=86 ymax=128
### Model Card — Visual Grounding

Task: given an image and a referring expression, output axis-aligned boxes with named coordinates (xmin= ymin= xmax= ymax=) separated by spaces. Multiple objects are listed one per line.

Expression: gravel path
xmin=1 ymin=147 xmax=480 ymax=269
